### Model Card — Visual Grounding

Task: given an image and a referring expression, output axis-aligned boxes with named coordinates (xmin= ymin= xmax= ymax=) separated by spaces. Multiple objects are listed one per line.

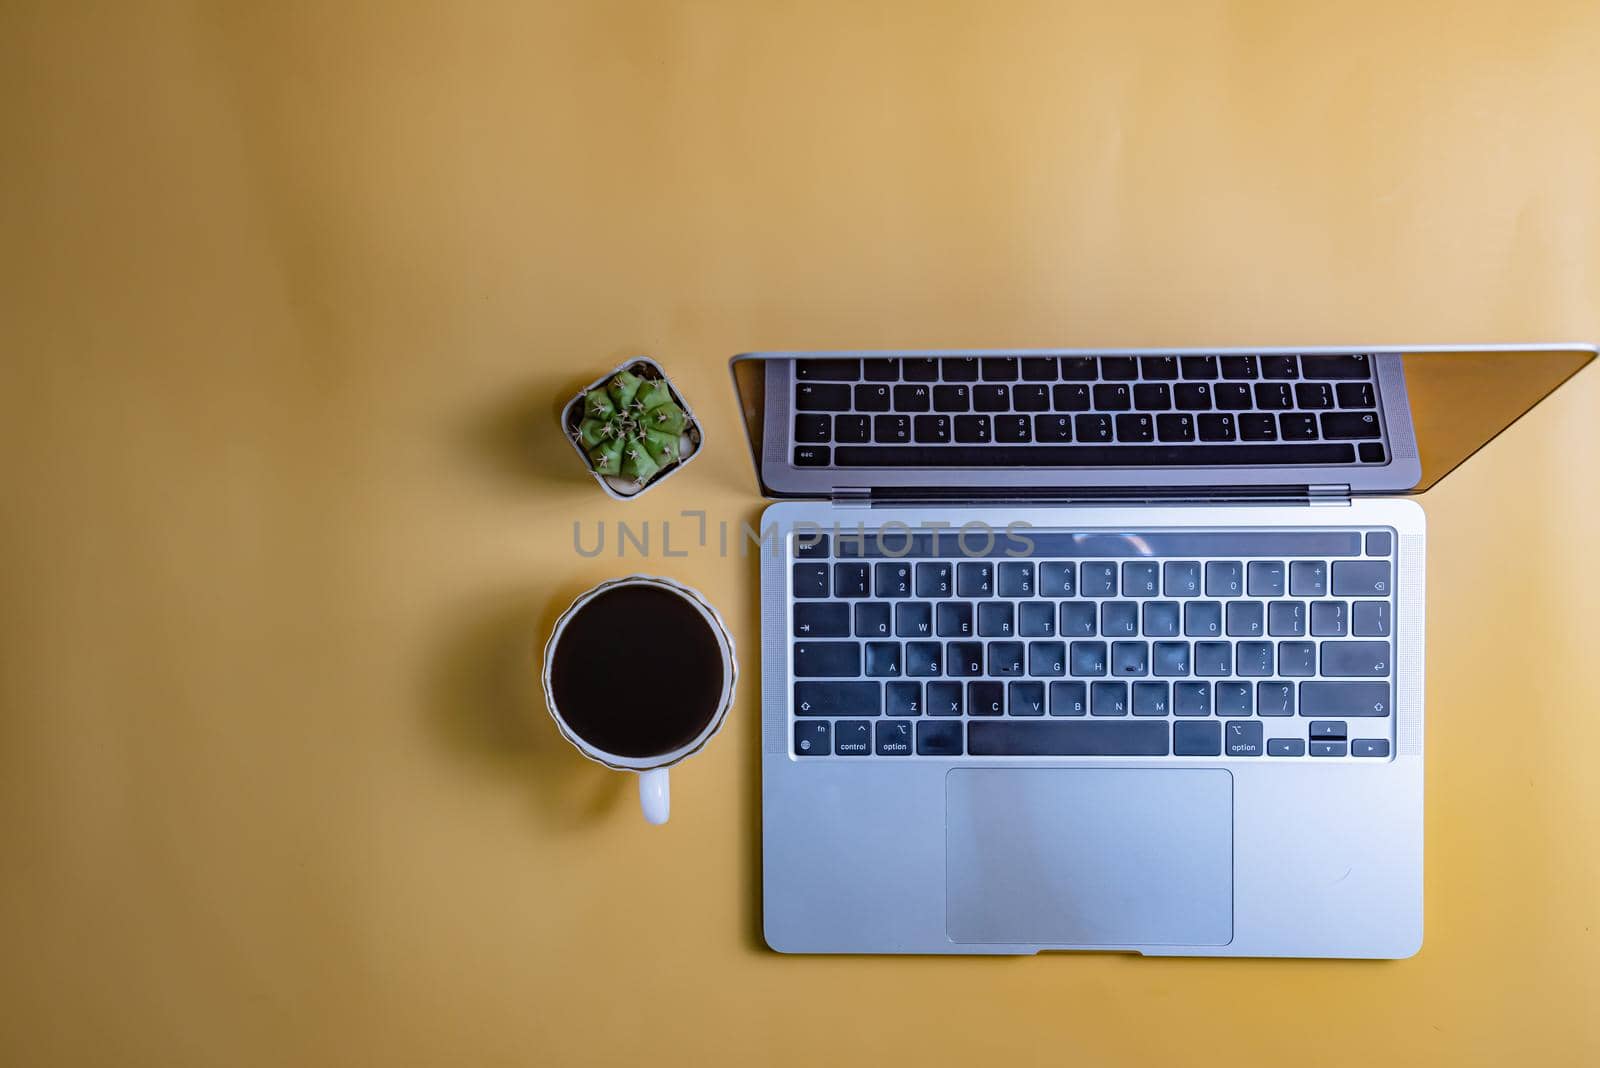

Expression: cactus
xmin=575 ymin=369 xmax=689 ymax=488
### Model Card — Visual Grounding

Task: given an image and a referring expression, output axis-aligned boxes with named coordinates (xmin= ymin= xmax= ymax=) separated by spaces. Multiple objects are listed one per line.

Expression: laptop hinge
xmin=1307 ymin=483 xmax=1353 ymax=506
xmin=830 ymin=487 xmax=873 ymax=507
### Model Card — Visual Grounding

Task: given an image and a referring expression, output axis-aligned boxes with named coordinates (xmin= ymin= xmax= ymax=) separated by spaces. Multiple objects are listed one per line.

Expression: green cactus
xmin=575 ymin=370 xmax=689 ymax=488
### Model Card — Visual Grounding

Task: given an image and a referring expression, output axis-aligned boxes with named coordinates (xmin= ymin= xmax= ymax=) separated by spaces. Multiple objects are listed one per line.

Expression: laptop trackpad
xmin=946 ymin=768 xmax=1233 ymax=946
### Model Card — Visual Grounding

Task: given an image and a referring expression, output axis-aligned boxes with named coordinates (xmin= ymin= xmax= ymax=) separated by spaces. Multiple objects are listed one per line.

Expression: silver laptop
xmin=731 ymin=345 xmax=1594 ymax=958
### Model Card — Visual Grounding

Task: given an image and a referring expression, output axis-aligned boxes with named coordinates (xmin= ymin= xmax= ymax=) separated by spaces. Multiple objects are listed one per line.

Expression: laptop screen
xmin=729 ymin=347 xmax=1593 ymax=500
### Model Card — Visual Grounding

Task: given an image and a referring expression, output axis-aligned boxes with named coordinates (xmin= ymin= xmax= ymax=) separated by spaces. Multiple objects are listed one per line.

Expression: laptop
xmin=731 ymin=345 xmax=1594 ymax=958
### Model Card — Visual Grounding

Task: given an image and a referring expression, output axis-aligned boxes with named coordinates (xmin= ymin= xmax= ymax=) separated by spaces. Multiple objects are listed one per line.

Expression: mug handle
xmin=638 ymin=767 xmax=670 ymax=825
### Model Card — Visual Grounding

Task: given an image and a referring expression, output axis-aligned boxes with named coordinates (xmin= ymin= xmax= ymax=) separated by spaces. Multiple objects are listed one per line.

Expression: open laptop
xmin=731 ymin=345 xmax=1594 ymax=958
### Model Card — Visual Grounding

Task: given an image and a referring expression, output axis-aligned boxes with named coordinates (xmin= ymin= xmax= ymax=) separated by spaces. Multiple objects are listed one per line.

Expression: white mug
xmin=540 ymin=575 xmax=736 ymax=824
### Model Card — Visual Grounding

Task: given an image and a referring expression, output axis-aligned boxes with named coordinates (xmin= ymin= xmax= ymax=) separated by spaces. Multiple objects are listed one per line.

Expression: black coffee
xmin=548 ymin=583 xmax=725 ymax=759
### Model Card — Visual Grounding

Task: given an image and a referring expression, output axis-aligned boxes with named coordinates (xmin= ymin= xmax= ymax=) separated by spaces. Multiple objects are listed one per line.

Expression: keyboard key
xmin=894 ymin=384 xmax=931 ymax=411
xmin=968 ymin=721 xmax=1169 ymax=756
xmin=1277 ymin=641 xmax=1316 ymax=677
xmin=793 ymin=563 xmax=829 ymax=598
xmin=1279 ymin=413 xmax=1318 ymax=440
xmin=875 ymin=719 xmax=913 ymax=755
xmin=834 ymin=720 xmax=872 ymax=755
xmin=1173 ymin=721 xmax=1221 ymax=756
xmin=1261 ymin=355 xmax=1299 ymax=379
xmin=1075 ymin=414 xmax=1113 ymax=443
xmin=1214 ymin=383 xmax=1253 ymax=410
xmin=1197 ymin=413 xmax=1235 ymax=441
xmin=1059 ymin=356 xmax=1098 ymax=380
xmin=863 ymin=359 xmax=899 ymax=381
xmin=1141 ymin=356 xmax=1179 ymax=380
xmin=957 ymin=562 xmax=994 ymax=597
xmin=1238 ymin=413 xmax=1279 ymax=441
xmin=953 ymin=415 xmax=992 ymax=443
xmin=947 ymin=642 xmax=985 ymax=677
xmin=1164 ymin=561 xmax=1202 ymax=597
xmin=1156 ymin=413 xmax=1196 ymax=442
xmin=1133 ymin=681 xmax=1170 ymax=716
xmin=978 ymin=601 xmax=1015 ymax=637
xmin=1310 ymin=740 xmax=1347 ymax=758
xmin=1321 ymin=641 xmax=1390 ymax=677
xmin=969 ymin=681 xmax=1005 ymax=716
xmin=874 ymin=562 xmax=912 ymax=598
xmin=1310 ymin=600 xmax=1347 ymax=636
xmin=1268 ymin=600 xmax=1306 ymax=636
xmin=1254 ymin=382 xmax=1294 ymax=410
xmin=885 ymin=681 xmax=924 ymax=716
xmin=1185 ymin=601 xmax=1222 ymax=637
xmin=1365 ymin=530 xmax=1393 ymax=556
xmin=796 ymin=414 xmax=831 ymax=442
xmin=1175 ymin=383 xmax=1213 ymax=410
xmin=795 ymin=358 xmax=861 ymax=381
xmin=1111 ymin=641 xmax=1148 ymax=676
xmin=795 ymin=533 xmax=830 ymax=558
xmin=795 ymin=720 xmax=830 ymax=755
xmin=1220 ymin=356 xmax=1258 ymax=380
xmin=1081 ymin=563 xmax=1117 ymax=597
xmin=1009 ymin=681 xmax=1047 ymax=716
xmin=1091 ymin=680 xmax=1129 ymax=716
xmin=1332 ymin=560 xmax=1390 ymax=596
xmin=988 ymin=642 xmax=1025 ymax=676
xmin=1205 ymin=561 xmax=1243 ymax=597
xmin=1300 ymin=681 xmax=1391 ymax=717
xmin=1134 ymin=383 xmax=1172 ymax=410
xmin=1226 ymin=600 xmax=1265 ymax=637
xmin=794 ymin=603 xmax=851 ymax=637
xmin=834 ymin=562 xmax=870 ymax=598
xmin=936 ymin=601 xmax=972 ymax=637
xmin=1019 ymin=601 xmax=1055 ymax=637
xmin=795 ymin=681 xmax=879 ymax=716
xmin=797 ymin=383 xmax=851 ymax=411
xmin=1195 ymin=642 xmax=1231 ymax=676
xmin=942 ymin=357 xmax=980 ymax=382
xmin=913 ymin=414 xmax=951 ymax=443
xmin=1174 ymin=682 xmax=1211 ymax=716
xmin=1115 ymin=413 xmax=1155 ymax=441
xmin=974 ymin=385 xmax=1010 ymax=411
xmin=1290 ymin=560 xmax=1328 ymax=596
xmin=856 ymin=383 xmax=893 ymax=411
xmin=1049 ymin=680 xmax=1087 ymax=715
xmin=834 ymin=415 xmax=870 ymax=443
xmin=1353 ymin=600 xmax=1391 ymax=636
xmin=1054 ymin=383 xmax=1092 ymax=410
xmin=1180 ymin=356 xmax=1219 ymax=379
xmin=855 ymin=602 xmax=892 ymax=636
xmin=1153 ymin=641 xmax=1191 ymax=676
xmin=1013 ymin=384 xmax=1050 ymax=412
xmin=905 ymin=641 xmax=942 ymax=676
xmin=1122 ymin=561 xmax=1160 ymax=597
xmin=1225 ymin=720 xmax=1264 ymax=756
xmin=998 ymin=562 xmax=1035 ymax=597
xmin=1322 ymin=411 xmax=1381 ymax=440
xmin=1028 ymin=641 xmax=1067 ymax=677
xmin=1070 ymin=641 xmax=1108 ymax=676
xmin=916 ymin=562 xmax=953 ymax=598
xmin=1020 ymin=357 xmax=1059 ymax=381
xmin=874 ymin=414 xmax=911 ymax=443
xmin=928 ymin=681 xmax=964 ymax=717
xmin=1236 ymin=641 xmax=1274 ymax=677
xmin=981 ymin=357 xmax=1019 ymax=381
xmin=1300 ymin=354 xmax=1372 ymax=379
xmin=933 ymin=385 xmax=970 ymax=412
xmin=1247 ymin=561 xmax=1286 ymax=597
xmin=1295 ymin=382 xmax=1334 ymax=409
xmin=1216 ymin=682 xmax=1251 ymax=717
xmin=1257 ymin=682 xmax=1294 ymax=717
xmin=1309 ymin=720 xmax=1347 ymax=739
xmin=1060 ymin=602 xmax=1097 ymax=636
xmin=1101 ymin=356 xmax=1139 ymax=380
xmin=902 ymin=358 xmax=940 ymax=382
xmin=864 ymin=641 xmax=901 ymax=677
xmin=1035 ymin=414 xmax=1074 ymax=442
xmin=1094 ymin=383 xmax=1132 ymax=410
xmin=1102 ymin=601 xmax=1138 ymax=637
xmin=1143 ymin=601 xmax=1180 ymax=637
xmin=1352 ymin=738 xmax=1390 ymax=758
xmin=1267 ymin=737 xmax=1305 ymax=757
xmin=1370 ymin=442 xmax=1398 ymax=466
xmin=917 ymin=720 xmax=963 ymax=755
xmin=1040 ymin=562 xmax=1077 ymax=596
xmin=1337 ymin=382 xmax=1376 ymax=409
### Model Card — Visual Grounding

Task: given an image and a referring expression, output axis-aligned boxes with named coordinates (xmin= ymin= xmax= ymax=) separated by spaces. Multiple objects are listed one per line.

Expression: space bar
xmin=968 ymin=721 xmax=1170 ymax=756
xmin=833 ymin=443 xmax=1355 ymax=467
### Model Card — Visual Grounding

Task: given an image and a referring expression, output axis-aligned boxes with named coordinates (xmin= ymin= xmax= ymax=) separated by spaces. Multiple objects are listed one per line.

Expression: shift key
xmin=1320 ymin=641 xmax=1391 ymax=677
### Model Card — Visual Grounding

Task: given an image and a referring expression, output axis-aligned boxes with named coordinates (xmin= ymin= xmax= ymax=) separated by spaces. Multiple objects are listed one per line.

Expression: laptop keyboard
xmin=789 ymin=528 xmax=1397 ymax=760
xmin=790 ymin=354 xmax=1389 ymax=469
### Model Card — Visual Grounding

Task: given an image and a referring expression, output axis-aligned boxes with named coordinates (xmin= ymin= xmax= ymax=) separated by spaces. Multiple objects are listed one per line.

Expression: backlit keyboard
xmin=789 ymin=354 xmax=1389 ymax=469
xmin=789 ymin=528 xmax=1397 ymax=759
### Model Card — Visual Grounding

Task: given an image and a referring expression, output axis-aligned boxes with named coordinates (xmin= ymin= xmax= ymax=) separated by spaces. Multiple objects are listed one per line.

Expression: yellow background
xmin=3 ymin=2 xmax=1599 ymax=1065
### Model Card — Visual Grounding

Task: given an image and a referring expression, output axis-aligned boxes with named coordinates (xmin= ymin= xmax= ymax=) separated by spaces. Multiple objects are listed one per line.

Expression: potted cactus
xmin=562 ymin=358 xmax=702 ymax=498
